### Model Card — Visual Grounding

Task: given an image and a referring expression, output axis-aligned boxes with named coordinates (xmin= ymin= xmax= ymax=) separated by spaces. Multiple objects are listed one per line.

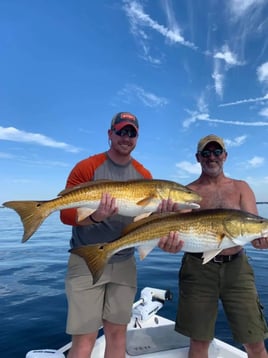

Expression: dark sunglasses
xmin=199 ymin=149 xmax=224 ymax=158
xmin=113 ymin=128 xmax=137 ymax=138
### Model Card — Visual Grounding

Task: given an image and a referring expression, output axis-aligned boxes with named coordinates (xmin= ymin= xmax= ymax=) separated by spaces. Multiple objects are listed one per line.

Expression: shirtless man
xmin=174 ymin=134 xmax=268 ymax=358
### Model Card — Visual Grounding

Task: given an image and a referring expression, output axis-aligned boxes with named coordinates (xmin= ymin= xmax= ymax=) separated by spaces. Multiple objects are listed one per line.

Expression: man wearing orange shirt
xmin=60 ymin=112 xmax=182 ymax=358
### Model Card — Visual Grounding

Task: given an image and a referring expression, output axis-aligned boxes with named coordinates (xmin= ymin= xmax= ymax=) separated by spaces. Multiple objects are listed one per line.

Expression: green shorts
xmin=175 ymin=252 xmax=268 ymax=344
xmin=65 ymin=254 xmax=137 ymax=335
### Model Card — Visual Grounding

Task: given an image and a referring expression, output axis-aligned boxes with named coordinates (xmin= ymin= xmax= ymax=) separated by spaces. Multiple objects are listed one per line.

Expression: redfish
xmin=3 ymin=179 xmax=201 ymax=242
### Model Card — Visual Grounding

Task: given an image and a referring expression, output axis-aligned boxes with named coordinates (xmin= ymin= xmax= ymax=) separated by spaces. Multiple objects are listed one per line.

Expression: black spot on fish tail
xmin=70 ymin=244 xmax=108 ymax=284
xmin=2 ymin=200 xmax=50 ymax=242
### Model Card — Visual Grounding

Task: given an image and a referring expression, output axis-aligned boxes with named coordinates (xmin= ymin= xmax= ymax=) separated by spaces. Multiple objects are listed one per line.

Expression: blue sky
xmin=1 ymin=0 xmax=268 ymax=204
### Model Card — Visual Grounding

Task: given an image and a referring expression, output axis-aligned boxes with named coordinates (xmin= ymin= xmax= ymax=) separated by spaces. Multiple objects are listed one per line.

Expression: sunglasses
xmin=113 ymin=128 xmax=137 ymax=138
xmin=199 ymin=149 xmax=224 ymax=158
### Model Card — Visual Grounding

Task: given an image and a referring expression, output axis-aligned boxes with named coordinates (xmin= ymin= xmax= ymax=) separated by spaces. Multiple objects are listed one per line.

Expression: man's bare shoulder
xmin=231 ymin=178 xmax=251 ymax=189
xmin=188 ymin=176 xmax=249 ymax=187
xmin=187 ymin=178 xmax=201 ymax=189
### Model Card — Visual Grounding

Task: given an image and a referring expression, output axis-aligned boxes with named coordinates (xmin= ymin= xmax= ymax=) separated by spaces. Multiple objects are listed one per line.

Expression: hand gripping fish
xmin=71 ymin=208 xmax=268 ymax=284
xmin=2 ymin=179 xmax=201 ymax=242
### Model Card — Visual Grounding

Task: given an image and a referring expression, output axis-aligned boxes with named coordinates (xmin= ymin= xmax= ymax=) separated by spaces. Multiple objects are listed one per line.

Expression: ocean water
xmin=1 ymin=206 xmax=268 ymax=358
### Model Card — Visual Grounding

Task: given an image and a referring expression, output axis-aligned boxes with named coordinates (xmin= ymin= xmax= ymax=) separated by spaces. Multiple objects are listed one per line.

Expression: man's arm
xmin=240 ymin=180 xmax=268 ymax=249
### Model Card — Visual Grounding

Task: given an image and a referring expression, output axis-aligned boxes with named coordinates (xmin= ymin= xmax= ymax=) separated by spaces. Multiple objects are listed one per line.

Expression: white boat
xmin=25 ymin=286 xmax=247 ymax=358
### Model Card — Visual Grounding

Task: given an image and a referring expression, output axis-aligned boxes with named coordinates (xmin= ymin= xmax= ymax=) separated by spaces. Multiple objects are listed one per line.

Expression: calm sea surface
xmin=1 ymin=206 xmax=268 ymax=357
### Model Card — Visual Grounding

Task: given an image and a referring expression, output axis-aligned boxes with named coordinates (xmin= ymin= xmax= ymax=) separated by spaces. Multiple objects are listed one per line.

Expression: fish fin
xmin=138 ymin=243 xmax=157 ymax=260
xmin=122 ymin=215 xmax=156 ymax=235
xmin=2 ymin=200 xmax=50 ymax=242
xmin=70 ymin=244 xmax=108 ymax=285
xmin=136 ymin=195 xmax=157 ymax=207
xmin=214 ymin=233 xmax=227 ymax=247
xmin=122 ymin=212 xmax=174 ymax=235
xmin=58 ymin=179 xmax=114 ymax=196
xmin=202 ymin=249 xmax=223 ymax=264
xmin=134 ymin=211 xmax=177 ymax=223
xmin=133 ymin=212 xmax=152 ymax=222
xmin=230 ymin=238 xmax=247 ymax=246
xmin=76 ymin=207 xmax=95 ymax=223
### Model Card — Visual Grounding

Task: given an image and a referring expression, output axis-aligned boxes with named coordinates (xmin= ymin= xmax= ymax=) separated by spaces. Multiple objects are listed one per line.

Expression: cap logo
xmin=120 ymin=113 xmax=136 ymax=121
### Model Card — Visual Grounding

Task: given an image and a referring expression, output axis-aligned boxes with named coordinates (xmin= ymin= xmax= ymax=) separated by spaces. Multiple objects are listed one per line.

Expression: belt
xmin=188 ymin=249 xmax=244 ymax=263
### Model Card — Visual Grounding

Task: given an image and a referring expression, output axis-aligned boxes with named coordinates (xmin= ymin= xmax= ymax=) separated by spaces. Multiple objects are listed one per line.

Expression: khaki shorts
xmin=175 ymin=252 xmax=268 ymax=344
xmin=65 ymin=254 xmax=137 ymax=335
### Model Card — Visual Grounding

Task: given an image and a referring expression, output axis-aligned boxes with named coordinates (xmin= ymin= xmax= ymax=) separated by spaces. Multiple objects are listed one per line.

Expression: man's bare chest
xmin=197 ymin=187 xmax=241 ymax=209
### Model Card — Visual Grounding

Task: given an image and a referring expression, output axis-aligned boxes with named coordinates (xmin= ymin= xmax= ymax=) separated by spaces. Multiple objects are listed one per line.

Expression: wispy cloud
xmin=214 ymin=44 xmax=243 ymax=66
xmin=247 ymin=156 xmax=264 ymax=168
xmin=118 ymin=84 xmax=168 ymax=107
xmin=183 ymin=111 xmax=268 ymax=128
xmin=225 ymin=0 xmax=268 ymax=68
xmin=175 ymin=161 xmax=201 ymax=175
xmin=259 ymin=107 xmax=268 ymax=117
xmin=219 ymin=93 xmax=268 ymax=107
xmin=228 ymin=0 xmax=267 ymax=18
xmin=0 ymin=126 xmax=80 ymax=153
xmin=123 ymin=0 xmax=197 ymax=63
xmin=224 ymin=135 xmax=247 ymax=147
xmin=257 ymin=62 xmax=268 ymax=83
xmin=212 ymin=60 xmax=224 ymax=98
xmin=217 ymin=62 xmax=268 ymax=109
xmin=197 ymin=94 xmax=209 ymax=113
xmin=212 ymin=45 xmax=243 ymax=98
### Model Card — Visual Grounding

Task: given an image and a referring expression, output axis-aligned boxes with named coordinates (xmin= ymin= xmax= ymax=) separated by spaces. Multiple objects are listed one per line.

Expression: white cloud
xmin=124 ymin=0 xmax=196 ymax=47
xmin=259 ymin=107 xmax=268 ymax=117
xmin=257 ymin=62 xmax=268 ymax=83
xmin=229 ymin=0 xmax=266 ymax=17
xmin=224 ymin=135 xmax=247 ymax=147
xmin=214 ymin=45 xmax=243 ymax=66
xmin=212 ymin=66 xmax=224 ymax=98
xmin=183 ymin=111 xmax=268 ymax=128
xmin=219 ymin=93 xmax=268 ymax=107
xmin=123 ymin=0 xmax=197 ymax=63
xmin=183 ymin=110 xmax=209 ymax=129
xmin=248 ymin=156 xmax=264 ymax=168
xmin=0 ymin=126 xmax=80 ymax=153
xmin=118 ymin=84 xmax=168 ymax=107
xmin=175 ymin=161 xmax=201 ymax=175
xmin=212 ymin=45 xmax=243 ymax=98
xmin=197 ymin=94 xmax=209 ymax=114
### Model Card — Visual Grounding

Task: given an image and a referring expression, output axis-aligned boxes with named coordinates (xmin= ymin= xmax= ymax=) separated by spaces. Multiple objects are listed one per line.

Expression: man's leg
xmin=244 ymin=341 xmax=268 ymax=358
xmin=103 ymin=320 xmax=127 ymax=358
xmin=67 ymin=332 xmax=98 ymax=358
xmin=188 ymin=339 xmax=210 ymax=358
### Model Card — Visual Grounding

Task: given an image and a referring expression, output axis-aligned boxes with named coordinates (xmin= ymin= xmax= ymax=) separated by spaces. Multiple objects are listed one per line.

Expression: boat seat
xmin=126 ymin=323 xmax=190 ymax=356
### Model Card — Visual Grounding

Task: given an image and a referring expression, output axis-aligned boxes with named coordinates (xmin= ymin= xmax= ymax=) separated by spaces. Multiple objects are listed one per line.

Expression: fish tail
xmin=3 ymin=200 xmax=50 ymax=242
xmin=70 ymin=245 xmax=108 ymax=284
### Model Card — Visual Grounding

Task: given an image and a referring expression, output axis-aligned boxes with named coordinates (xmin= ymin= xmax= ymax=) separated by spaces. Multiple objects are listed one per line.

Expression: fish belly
xmin=72 ymin=198 xmax=160 ymax=217
xmin=180 ymin=233 xmax=237 ymax=253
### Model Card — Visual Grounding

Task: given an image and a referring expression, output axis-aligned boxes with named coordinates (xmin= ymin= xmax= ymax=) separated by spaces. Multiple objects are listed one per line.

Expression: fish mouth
xmin=261 ymin=229 xmax=268 ymax=237
xmin=177 ymin=202 xmax=200 ymax=209
xmin=189 ymin=203 xmax=200 ymax=209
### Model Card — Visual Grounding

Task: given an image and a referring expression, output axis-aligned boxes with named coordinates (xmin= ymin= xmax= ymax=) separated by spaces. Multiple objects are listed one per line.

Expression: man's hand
xmin=91 ymin=192 xmax=118 ymax=222
xmin=157 ymin=199 xmax=180 ymax=213
xmin=76 ymin=192 xmax=118 ymax=225
xmin=158 ymin=231 xmax=184 ymax=253
xmin=251 ymin=237 xmax=268 ymax=249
